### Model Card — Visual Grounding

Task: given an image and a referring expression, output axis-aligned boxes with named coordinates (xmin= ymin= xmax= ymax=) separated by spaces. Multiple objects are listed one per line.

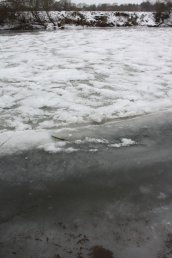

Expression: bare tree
xmin=42 ymin=0 xmax=56 ymax=27
xmin=154 ymin=0 xmax=172 ymax=25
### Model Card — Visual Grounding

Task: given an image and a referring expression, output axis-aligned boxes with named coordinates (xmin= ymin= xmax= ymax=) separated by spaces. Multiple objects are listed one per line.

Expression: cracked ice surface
xmin=0 ymin=28 xmax=172 ymax=132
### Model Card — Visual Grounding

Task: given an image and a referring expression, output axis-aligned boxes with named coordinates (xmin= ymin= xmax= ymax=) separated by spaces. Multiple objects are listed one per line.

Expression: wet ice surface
xmin=1 ymin=121 xmax=172 ymax=258
xmin=0 ymin=28 xmax=172 ymax=133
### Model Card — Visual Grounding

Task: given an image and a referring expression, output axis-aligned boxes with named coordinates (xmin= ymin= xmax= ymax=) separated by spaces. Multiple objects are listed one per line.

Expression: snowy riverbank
xmin=0 ymin=11 xmax=172 ymax=30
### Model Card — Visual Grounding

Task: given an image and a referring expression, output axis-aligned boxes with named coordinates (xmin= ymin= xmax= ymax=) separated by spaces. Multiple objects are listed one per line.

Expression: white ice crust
xmin=109 ymin=138 xmax=136 ymax=148
xmin=0 ymin=28 xmax=172 ymax=154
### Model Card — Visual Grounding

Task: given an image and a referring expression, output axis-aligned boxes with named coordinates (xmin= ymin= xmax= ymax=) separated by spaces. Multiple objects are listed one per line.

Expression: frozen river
xmin=0 ymin=28 xmax=172 ymax=134
xmin=1 ymin=28 xmax=172 ymax=258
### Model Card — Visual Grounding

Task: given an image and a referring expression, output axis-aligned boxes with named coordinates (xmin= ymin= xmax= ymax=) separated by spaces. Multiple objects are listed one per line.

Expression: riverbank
xmin=0 ymin=11 xmax=172 ymax=31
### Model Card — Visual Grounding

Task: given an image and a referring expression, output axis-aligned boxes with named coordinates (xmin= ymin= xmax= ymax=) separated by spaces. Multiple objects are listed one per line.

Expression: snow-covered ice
xmin=75 ymin=137 xmax=109 ymax=144
xmin=0 ymin=28 xmax=172 ymax=153
xmin=109 ymin=138 xmax=136 ymax=148
xmin=0 ymin=130 xmax=51 ymax=155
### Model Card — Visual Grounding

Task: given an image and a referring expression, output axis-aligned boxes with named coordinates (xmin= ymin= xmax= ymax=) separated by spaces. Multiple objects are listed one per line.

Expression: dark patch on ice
xmin=53 ymin=255 xmax=62 ymax=258
xmin=58 ymin=222 xmax=66 ymax=230
xmin=165 ymin=233 xmax=172 ymax=253
xmin=89 ymin=246 xmax=114 ymax=258
xmin=158 ymin=233 xmax=172 ymax=258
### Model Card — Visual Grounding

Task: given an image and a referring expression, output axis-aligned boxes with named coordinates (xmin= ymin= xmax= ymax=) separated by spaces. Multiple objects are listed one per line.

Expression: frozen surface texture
xmin=1 ymin=28 xmax=172 ymax=131
xmin=0 ymin=28 xmax=172 ymax=153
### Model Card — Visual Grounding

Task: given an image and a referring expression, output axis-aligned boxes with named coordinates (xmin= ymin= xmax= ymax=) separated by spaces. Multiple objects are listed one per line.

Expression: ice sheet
xmin=0 ymin=28 xmax=172 ymax=153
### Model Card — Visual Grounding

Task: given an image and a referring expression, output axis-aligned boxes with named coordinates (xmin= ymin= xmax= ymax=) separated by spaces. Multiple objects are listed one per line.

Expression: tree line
xmin=72 ymin=1 xmax=172 ymax=12
xmin=0 ymin=0 xmax=172 ymax=12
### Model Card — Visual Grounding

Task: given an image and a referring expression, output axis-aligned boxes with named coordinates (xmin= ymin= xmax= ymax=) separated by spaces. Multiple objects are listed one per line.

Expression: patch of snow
xmin=0 ymin=130 xmax=51 ymax=155
xmin=39 ymin=142 xmax=79 ymax=153
xmin=139 ymin=186 xmax=152 ymax=194
xmin=109 ymin=138 xmax=136 ymax=148
xmin=157 ymin=192 xmax=167 ymax=199
xmin=75 ymin=137 xmax=109 ymax=144
xmin=89 ymin=148 xmax=98 ymax=152
xmin=64 ymin=147 xmax=79 ymax=153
